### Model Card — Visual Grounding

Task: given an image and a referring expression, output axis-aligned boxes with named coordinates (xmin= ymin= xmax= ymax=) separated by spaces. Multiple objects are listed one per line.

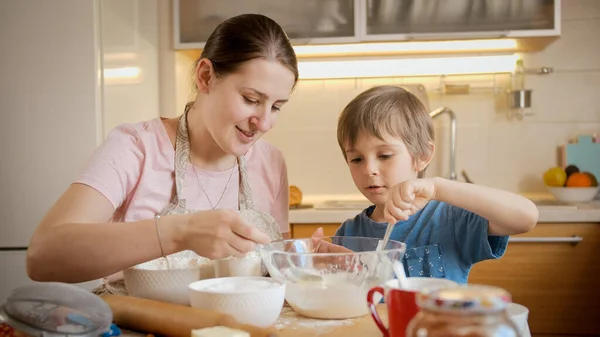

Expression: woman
xmin=26 ymin=13 xmax=299 ymax=286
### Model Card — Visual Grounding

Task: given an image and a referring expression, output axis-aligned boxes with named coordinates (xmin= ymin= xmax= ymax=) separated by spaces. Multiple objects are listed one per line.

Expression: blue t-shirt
xmin=334 ymin=200 xmax=509 ymax=284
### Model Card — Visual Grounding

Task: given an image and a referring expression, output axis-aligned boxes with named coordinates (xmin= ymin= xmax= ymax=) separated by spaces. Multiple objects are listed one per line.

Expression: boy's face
xmin=344 ymin=132 xmax=421 ymax=205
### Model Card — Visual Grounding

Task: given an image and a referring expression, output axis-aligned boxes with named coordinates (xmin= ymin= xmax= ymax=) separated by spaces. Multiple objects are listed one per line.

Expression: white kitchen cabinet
xmin=363 ymin=0 xmax=560 ymax=41
xmin=173 ymin=0 xmax=560 ymax=49
xmin=0 ymin=251 xmax=101 ymax=303
xmin=174 ymin=0 xmax=359 ymax=49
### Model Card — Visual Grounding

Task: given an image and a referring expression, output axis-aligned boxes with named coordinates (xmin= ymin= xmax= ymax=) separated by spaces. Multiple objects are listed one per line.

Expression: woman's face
xmin=198 ymin=58 xmax=296 ymax=156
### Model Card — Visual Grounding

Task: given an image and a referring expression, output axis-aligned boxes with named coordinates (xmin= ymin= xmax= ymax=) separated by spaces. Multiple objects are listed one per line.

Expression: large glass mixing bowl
xmin=259 ymin=236 xmax=406 ymax=319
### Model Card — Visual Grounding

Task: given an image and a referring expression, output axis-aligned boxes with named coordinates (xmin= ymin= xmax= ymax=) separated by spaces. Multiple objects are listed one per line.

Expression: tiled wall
xmin=169 ymin=0 xmax=600 ymax=198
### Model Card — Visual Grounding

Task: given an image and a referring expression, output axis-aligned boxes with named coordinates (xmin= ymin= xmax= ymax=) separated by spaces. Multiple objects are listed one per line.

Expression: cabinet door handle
xmin=509 ymin=236 xmax=583 ymax=244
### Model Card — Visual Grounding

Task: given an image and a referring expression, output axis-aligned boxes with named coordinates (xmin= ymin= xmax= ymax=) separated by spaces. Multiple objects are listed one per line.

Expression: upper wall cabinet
xmin=175 ymin=0 xmax=359 ymax=49
xmin=364 ymin=0 xmax=559 ymax=40
xmin=174 ymin=0 xmax=560 ymax=49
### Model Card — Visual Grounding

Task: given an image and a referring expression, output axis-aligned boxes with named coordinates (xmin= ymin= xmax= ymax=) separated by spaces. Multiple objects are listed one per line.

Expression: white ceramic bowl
xmin=507 ymin=302 xmax=529 ymax=335
xmin=124 ymin=251 xmax=214 ymax=306
xmin=546 ymin=186 xmax=599 ymax=203
xmin=213 ymin=251 xmax=264 ymax=278
xmin=189 ymin=277 xmax=285 ymax=328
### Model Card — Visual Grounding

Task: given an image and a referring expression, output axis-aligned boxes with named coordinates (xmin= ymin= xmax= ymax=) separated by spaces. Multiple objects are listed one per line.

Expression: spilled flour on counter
xmin=275 ymin=305 xmax=354 ymax=331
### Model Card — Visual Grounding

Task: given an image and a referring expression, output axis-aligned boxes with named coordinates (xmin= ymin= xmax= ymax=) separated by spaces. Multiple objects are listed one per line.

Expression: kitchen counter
xmin=290 ymin=200 xmax=600 ymax=224
xmin=118 ymin=304 xmax=388 ymax=337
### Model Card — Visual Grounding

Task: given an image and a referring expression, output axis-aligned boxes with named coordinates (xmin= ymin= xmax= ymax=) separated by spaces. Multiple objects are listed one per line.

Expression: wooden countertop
xmin=119 ymin=303 xmax=387 ymax=337
xmin=275 ymin=304 xmax=387 ymax=337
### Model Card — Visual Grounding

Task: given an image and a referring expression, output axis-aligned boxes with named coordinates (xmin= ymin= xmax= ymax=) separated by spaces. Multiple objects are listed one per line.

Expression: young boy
xmin=326 ymin=85 xmax=538 ymax=284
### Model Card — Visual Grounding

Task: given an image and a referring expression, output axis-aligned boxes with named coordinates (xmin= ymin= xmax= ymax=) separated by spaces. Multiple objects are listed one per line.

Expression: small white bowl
xmin=546 ymin=186 xmax=599 ymax=203
xmin=189 ymin=277 xmax=285 ymax=328
xmin=507 ymin=303 xmax=529 ymax=334
xmin=124 ymin=251 xmax=214 ymax=306
xmin=213 ymin=251 xmax=264 ymax=278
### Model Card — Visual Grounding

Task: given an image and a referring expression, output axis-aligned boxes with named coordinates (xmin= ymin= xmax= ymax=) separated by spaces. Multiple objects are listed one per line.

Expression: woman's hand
xmin=383 ymin=178 xmax=436 ymax=224
xmin=177 ymin=209 xmax=271 ymax=259
xmin=310 ymin=227 xmax=353 ymax=254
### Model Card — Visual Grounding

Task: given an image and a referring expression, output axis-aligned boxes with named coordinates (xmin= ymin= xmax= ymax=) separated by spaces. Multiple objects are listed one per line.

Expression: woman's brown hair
xmin=193 ymin=13 xmax=299 ymax=87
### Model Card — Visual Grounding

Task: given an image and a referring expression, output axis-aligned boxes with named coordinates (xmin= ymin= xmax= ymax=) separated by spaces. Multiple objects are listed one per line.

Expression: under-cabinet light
xmin=103 ymin=67 xmax=140 ymax=79
xmin=298 ymin=54 xmax=519 ymax=79
xmin=293 ymin=39 xmax=518 ymax=58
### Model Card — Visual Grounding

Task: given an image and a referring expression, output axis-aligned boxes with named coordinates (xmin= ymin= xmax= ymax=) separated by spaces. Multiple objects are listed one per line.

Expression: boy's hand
xmin=384 ymin=178 xmax=436 ymax=223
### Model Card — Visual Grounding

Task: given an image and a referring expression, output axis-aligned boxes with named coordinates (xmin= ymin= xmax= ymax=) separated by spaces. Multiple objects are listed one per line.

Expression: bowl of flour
xmin=189 ymin=276 xmax=285 ymax=328
xmin=259 ymin=236 xmax=406 ymax=319
xmin=123 ymin=250 xmax=214 ymax=306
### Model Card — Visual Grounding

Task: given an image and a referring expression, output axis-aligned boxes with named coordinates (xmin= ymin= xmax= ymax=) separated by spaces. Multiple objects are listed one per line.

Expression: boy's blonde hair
xmin=337 ymin=85 xmax=434 ymax=178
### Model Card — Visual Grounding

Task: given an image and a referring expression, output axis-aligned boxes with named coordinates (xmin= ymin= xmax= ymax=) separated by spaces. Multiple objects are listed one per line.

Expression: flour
xmin=133 ymin=254 xmax=212 ymax=271
xmin=274 ymin=305 xmax=354 ymax=330
xmin=201 ymin=279 xmax=281 ymax=293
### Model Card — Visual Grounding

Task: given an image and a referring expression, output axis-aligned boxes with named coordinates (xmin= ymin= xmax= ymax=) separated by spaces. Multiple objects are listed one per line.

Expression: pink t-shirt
xmin=75 ymin=118 xmax=290 ymax=234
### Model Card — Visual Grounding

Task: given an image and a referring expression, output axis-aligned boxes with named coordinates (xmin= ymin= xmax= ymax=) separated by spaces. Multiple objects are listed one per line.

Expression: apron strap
xmin=237 ymin=155 xmax=254 ymax=211
xmin=163 ymin=101 xmax=257 ymax=214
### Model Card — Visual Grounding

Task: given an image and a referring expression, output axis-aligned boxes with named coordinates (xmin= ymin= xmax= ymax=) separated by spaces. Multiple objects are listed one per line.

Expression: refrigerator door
xmin=0 ymin=251 xmax=101 ymax=303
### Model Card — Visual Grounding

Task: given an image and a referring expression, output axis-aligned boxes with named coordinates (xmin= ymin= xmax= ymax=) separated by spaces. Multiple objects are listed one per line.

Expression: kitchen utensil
xmin=0 ymin=282 xmax=113 ymax=337
xmin=391 ymin=260 xmax=409 ymax=289
xmin=259 ymin=236 xmax=406 ymax=319
xmin=188 ymin=277 xmax=285 ymax=328
xmin=565 ymin=135 xmax=600 ymax=185
xmin=123 ymin=251 xmax=213 ymax=306
xmin=406 ymin=285 xmax=522 ymax=337
xmin=213 ymin=251 xmax=264 ymax=278
xmin=101 ymin=294 xmax=277 ymax=337
xmin=545 ymin=186 xmax=599 ymax=203
xmin=367 ymin=277 xmax=458 ymax=337
xmin=377 ymin=222 xmax=395 ymax=252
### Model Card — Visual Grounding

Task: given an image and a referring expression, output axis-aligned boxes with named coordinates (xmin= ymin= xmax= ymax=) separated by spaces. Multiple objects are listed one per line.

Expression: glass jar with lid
xmin=406 ymin=284 xmax=521 ymax=337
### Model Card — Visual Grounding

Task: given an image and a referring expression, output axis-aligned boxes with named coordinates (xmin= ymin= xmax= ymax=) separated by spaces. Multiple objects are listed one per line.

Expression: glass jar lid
xmin=0 ymin=282 xmax=112 ymax=337
xmin=417 ymin=284 xmax=512 ymax=315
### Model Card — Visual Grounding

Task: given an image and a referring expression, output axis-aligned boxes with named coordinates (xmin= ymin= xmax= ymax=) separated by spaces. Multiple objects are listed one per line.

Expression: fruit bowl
xmin=259 ymin=236 xmax=406 ymax=319
xmin=545 ymin=186 xmax=599 ymax=203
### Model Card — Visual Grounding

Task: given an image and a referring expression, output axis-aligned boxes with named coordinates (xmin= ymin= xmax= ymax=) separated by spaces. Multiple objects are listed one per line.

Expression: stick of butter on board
xmin=191 ymin=326 xmax=250 ymax=337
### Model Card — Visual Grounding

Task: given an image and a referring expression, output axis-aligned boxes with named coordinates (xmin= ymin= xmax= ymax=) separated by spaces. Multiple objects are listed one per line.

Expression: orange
xmin=565 ymin=172 xmax=593 ymax=187
xmin=583 ymin=172 xmax=598 ymax=187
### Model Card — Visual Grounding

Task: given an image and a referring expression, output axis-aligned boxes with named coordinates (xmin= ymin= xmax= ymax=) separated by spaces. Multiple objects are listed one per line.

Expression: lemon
xmin=543 ymin=167 xmax=567 ymax=187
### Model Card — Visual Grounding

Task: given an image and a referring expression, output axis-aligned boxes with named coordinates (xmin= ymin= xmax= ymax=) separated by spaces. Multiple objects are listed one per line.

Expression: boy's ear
xmin=415 ymin=142 xmax=435 ymax=171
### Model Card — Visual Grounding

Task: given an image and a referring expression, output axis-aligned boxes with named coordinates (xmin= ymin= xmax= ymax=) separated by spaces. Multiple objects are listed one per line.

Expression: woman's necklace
xmin=191 ymin=160 xmax=236 ymax=209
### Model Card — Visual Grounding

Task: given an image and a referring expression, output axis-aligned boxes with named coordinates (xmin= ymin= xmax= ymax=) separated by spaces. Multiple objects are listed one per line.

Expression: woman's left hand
xmin=310 ymin=227 xmax=353 ymax=254
xmin=384 ymin=178 xmax=436 ymax=223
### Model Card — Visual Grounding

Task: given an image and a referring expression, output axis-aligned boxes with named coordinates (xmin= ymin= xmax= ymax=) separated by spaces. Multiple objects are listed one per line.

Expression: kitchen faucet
xmin=429 ymin=107 xmax=457 ymax=180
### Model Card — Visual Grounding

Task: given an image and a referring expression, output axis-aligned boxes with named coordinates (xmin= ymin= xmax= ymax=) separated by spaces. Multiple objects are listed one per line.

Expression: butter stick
xmin=192 ymin=326 xmax=250 ymax=337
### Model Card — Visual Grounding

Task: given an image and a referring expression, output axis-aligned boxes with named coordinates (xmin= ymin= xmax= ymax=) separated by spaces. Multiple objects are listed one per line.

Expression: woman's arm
xmin=27 ymin=183 xmax=270 ymax=283
xmin=26 ymin=183 xmax=186 ymax=283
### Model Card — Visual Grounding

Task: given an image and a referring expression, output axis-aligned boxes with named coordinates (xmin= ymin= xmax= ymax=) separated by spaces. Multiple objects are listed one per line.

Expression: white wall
xmin=163 ymin=1 xmax=600 ymax=199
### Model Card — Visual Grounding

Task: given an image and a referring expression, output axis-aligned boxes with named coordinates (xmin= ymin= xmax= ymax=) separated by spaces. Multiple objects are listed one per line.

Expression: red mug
xmin=367 ymin=277 xmax=457 ymax=337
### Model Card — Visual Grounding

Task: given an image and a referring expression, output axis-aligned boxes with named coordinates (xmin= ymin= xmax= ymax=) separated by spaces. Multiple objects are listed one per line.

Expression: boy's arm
xmin=433 ymin=177 xmax=538 ymax=236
